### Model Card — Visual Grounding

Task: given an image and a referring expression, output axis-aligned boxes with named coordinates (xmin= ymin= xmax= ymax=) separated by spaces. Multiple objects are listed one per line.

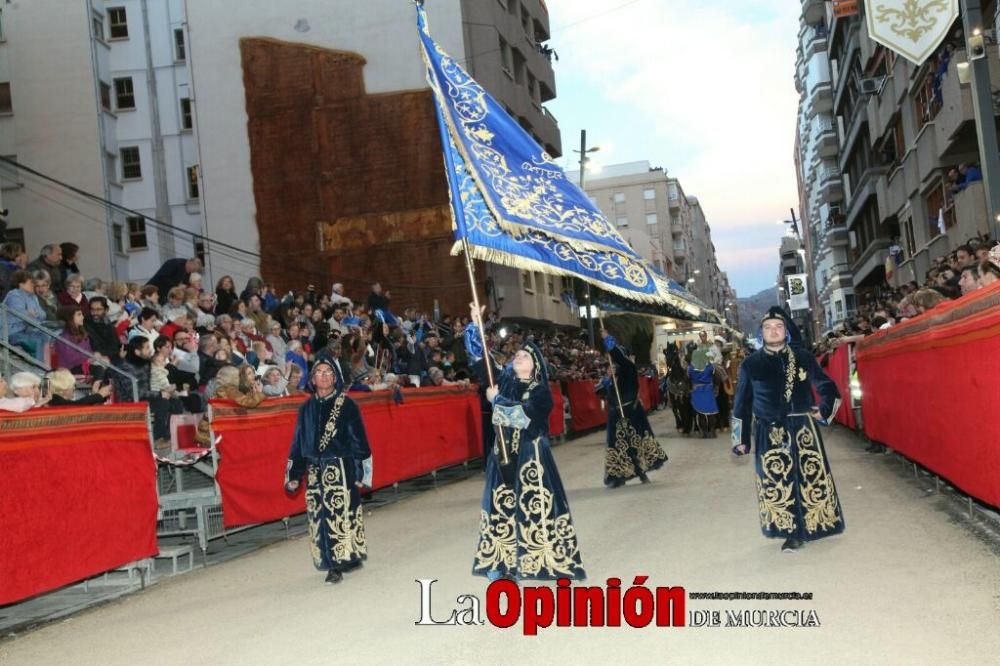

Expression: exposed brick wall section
xmin=240 ymin=38 xmax=483 ymax=316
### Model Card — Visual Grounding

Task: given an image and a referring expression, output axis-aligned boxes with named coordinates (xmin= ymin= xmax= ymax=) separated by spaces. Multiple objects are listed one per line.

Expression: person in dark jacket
xmin=85 ymin=297 xmax=122 ymax=362
xmin=26 ymin=244 xmax=65 ymax=293
xmin=146 ymin=257 xmax=201 ymax=300
xmin=47 ymin=368 xmax=112 ymax=406
xmin=214 ymin=275 xmax=239 ymax=317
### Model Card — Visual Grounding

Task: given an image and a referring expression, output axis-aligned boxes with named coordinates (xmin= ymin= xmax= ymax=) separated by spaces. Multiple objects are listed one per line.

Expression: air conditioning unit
xmin=859 ymin=77 xmax=880 ymax=95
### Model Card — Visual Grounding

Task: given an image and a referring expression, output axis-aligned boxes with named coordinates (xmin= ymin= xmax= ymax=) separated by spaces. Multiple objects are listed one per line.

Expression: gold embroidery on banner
xmin=796 ymin=422 xmax=842 ymax=534
xmin=875 ymin=0 xmax=949 ymax=42
xmin=756 ymin=443 xmax=796 ymax=533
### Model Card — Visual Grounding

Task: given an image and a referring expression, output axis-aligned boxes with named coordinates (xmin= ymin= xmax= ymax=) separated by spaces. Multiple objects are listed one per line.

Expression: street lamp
xmin=574 ymin=129 xmax=601 ymax=347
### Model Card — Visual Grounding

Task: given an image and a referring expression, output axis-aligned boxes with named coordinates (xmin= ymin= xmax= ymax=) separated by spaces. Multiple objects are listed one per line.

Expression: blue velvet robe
xmin=285 ymin=391 xmax=372 ymax=572
xmin=599 ymin=337 xmax=668 ymax=485
xmin=465 ymin=326 xmax=586 ymax=581
xmin=688 ymin=364 xmax=719 ymax=416
xmin=731 ymin=345 xmax=845 ymax=542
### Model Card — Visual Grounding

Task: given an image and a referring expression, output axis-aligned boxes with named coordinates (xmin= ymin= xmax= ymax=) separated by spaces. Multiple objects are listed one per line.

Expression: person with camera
xmin=283 ymin=355 xmax=372 ymax=585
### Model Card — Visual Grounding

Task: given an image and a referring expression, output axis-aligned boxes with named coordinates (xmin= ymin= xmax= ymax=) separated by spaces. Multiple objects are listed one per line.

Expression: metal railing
xmin=1 ymin=303 xmax=138 ymax=399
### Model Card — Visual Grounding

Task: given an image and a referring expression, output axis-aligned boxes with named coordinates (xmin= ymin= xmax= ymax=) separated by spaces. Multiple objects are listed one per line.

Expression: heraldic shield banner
xmin=865 ymin=0 xmax=959 ymax=66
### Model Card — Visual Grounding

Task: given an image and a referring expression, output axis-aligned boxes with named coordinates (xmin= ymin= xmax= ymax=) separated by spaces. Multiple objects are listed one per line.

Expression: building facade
xmin=0 ymin=0 xmax=572 ymax=323
xmin=797 ymin=1 xmax=999 ymax=331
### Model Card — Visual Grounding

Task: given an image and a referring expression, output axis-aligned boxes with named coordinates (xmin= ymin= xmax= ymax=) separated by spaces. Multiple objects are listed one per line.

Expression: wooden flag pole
xmin=599 ymin=315 xmax=626 ymax=419
xmin=461 ymin=238 xmax=511 ymax=465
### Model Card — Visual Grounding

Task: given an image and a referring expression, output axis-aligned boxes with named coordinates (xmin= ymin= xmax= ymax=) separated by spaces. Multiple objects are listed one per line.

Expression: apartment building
xmin=569 ymin=161 xmax=734 ymax=317
xmin=0 ymin=0 xmax=570 ymax=322
xmin=0 ymin=0 xmax=199 ymax=283
xmin=800 ymin=1 xmax=999 ymax=328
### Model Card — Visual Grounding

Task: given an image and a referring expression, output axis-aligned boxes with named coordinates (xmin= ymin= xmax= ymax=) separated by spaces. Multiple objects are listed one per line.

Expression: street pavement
xmin=3 ymin=411 xmax=999 ymax=665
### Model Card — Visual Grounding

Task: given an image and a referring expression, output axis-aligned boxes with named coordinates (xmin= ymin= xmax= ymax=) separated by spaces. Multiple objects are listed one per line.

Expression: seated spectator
xmin=140 ymin=284 xmax=161 ymax=313
xmin=161 ymin=286 xmax=189 ymax=323
xmin=213 ymin=365 xmax=265 ymax=407
xmin=57 ymin=273 xmax=89 ymax=311
xmin=26 ymin=244 xmax=65 ymax=293
xmin=170 ymin=328 xmax=201 ymax=391
xmin=83 ymin=277 xmax=106 ymax=303
xmin=260 ymin=283 xmax=279 ymax=313
xmin=215 ymin=275 xmax=239 ymax=316
xmin=259 ymin=365 xmax=289 ymax=397
xmin=0 ymin=241 xmax=27 ymax=297
xmin=979 ymin=259 xmax=1000 ymax=287
xmin=55 ymin=306 xmax=100 ymax=375
xmin=9 ymin=371 xmax=50 ymax=408
xmin=285 ymin=340 xmax=308 ymax=388
xmin=911 ymin=288 xmax=949 ymax=313
xmin=959 ymin=266 xmax=981 ymax=295
xmin=229 ymin=298 xmax=249 ymax=321
xmin=48 ymin=368 xmax=112 ymax=406
xmin=197 ymin=334 xmax=227 ymax=388
xmin=58 ymin=242 xmax=81 ymax=286
xmin=955 ymin=244 xmax=976 ymax=269
xmin=3 ymin=270 xmax=51 ymax=362
xmin=128 ymin=307 xmax=161 ymax=343
xmin=0 ymin=372 xmax=42 ymax=412
xmin=286 ymin=364 xmax=305 ymax=395
xmin=247 ymin=294 xmax=271 ymax=334
xmin=188 ymin=272 xmax=204 ymax=294
xmin=193 ymin=291 xmax=217 ymax=330
xmin=266 ymin=321 xmax=287 ymax=363
xmin=31 ymin=269 xmax=62 ymax=329
xmin=122 ymin=282 xmax=143 ymax=317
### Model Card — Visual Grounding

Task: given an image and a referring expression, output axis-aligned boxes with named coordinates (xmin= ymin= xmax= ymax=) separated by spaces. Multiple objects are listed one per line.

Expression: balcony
xmin=952 ymin=180 xmax=989 ymax=240
xmin=802 ymin=0 xmax=825 ymax=24
xmin=816 ymin=117 xmax=838 ymax=158
xmin=914 ymin=123 xmax=939 ymax=186
xmin=818 ymin=165 xmax=843 ymax=203
xmin=850 ymin=237 xmax=892 ymax=286
xmin=885 ymin=166 xmax=906 ymax=218
xmin=825 ymin=221 xmax=849 ymax=247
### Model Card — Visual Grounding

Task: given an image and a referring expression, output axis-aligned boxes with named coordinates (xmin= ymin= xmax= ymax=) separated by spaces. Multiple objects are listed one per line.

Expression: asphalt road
xmin=3 ymin=412 xmax=999 ymax=665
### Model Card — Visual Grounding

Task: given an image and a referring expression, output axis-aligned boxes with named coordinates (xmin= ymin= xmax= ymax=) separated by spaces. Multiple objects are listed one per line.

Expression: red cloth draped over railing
xmin=638 ymin=376 xmax=660 ymax=411
xmin=857 ymin=283 xmax=1000 ymax=507
xmin=824 ymin=345 xmax=856 ymax=430
xmin=549 ymin=382 xmax=565 ymax=437
xmin=210 ymin=386 xmax=483 ymax=528
xmin=565 ymin=379 xmax=607 ymax=431
xmin=0 ymin=404 xmax=158 ymax=605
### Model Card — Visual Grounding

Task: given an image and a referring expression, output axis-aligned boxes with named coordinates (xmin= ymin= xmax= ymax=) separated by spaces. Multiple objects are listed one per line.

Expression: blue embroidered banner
xmin=418 ymin=5 xmax=709 ymax=314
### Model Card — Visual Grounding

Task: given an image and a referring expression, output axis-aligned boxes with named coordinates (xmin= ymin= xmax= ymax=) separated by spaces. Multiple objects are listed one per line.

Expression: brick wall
xmin=240 ymin=37 xmax=483 ymax=316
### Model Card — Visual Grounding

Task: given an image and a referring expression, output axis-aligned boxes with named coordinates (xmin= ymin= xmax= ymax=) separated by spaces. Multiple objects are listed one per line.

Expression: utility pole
xmin=962 ymin=0 xmax=1000 ymax=240
xmin=575 ymin=129 xmax=600 ymax=348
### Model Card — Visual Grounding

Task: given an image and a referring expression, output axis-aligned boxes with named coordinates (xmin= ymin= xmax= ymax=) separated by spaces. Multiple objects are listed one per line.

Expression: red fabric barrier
xmin=566 ymin=379 xmax=607 ymax=431
xmin=638 ymin=376 xmax=660 ymax=411
xmin=549 ymin=382 xmax=565 ymax=437
xmin=857 ymin=283 xmax=1000 ymax=507
xmin=825 ymin=345 xmax=856 ymax=430
xmin=211 ymin=387 xmax=483 ymax=528
xmin=0 ymin=404 xmax=159 ymax=605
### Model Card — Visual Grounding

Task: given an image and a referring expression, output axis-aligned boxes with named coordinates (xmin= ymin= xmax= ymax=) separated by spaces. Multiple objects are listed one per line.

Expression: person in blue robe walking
xmin=598 ymin=330 xmax=669 ymax=488
xmin=731 ymin=306 xmax=844 ymax=553
xmin=465 ymin=304 xmax=585 ymax=582
xmin=284 ymin=355 xmax=373 ymax=584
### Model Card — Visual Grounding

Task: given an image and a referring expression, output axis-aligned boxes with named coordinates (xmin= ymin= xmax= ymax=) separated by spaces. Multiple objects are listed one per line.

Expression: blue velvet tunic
xmin=599 ymin=336 xmax=668 ymax=485
xmin=465 ymin=325 xmax=586 ymax=581
xmin=731 ymin=344 xmax=845 ymax=542
xmin=286 ymin=390 xmax=372 ymax=572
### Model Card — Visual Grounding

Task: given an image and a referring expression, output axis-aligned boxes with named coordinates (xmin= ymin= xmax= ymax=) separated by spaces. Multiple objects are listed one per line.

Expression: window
xmin=112 ymin=223 xmax=125 ymax=254
xmin=547 ymin=275 xmax=555 ymax=298
xmin=186 ymin=165 xmax=199 ymax=199
xmin=913 ymin=71 xmax=941 ymax=132
xmin=0 ymin=82 xmax=11 ymax=114
xmin=498 ymin=36 xmax=512 ymax=75
xmin=512 ymin=48 xmax=525 ymax=85
xmin=92 ymin=14 xmax=105 ymax=41
xmin=643 ymin=188 xmax=655 ymax=201
xmin=114 ymin=77 xmax=135 ymax=110
xmin=194 ymin=239 xmax=206 ymax=266
xmin=903 ymin=216 xmax=916 ymax=258
xmin=646 ymin=213 xmax=658 ymax=225
xmin=174 ymin=28 xmax=186 ymax=61
xmin=108 ymin=7 xmax=128 ymax=39
xmin=127 ymin=216 xmax=148 ymax=250
xmin=521 ymin=270 xmax=534 ymax=293
xmin=100 ymin=82 xmax=112 ymax=111
xmin=120 ymin=146 xmax=141 ymax=180
xmin=180 ymin=97 xmax=193 ymax=130
xmin=925 ymin=178 xmax=954 ymax=238
xmin=616 ymin=216 xmax=629 ymax=227
xmin=613 ymin=192 xmax=625 ymax=203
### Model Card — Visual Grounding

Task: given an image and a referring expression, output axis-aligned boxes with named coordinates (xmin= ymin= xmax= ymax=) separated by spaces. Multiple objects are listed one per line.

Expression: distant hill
xmin=737 ymin=288 xmax=780 ymax=336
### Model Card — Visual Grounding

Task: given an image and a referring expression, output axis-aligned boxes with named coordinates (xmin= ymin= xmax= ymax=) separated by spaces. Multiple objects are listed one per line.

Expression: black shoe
xmin=607 ymin=478 xmax=626 ymax=488
xmin=342 ymin=560 xmax=363 ymax=573
xmin=638 ymin=472 xmax=651 ymax=484
xmin=781 ymin=538 xmax=804 ymax=553
xmin=865 ymin=443 xmax=878 ymax=452
xmin=325 ymin=569 xmax=344 ymax=584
